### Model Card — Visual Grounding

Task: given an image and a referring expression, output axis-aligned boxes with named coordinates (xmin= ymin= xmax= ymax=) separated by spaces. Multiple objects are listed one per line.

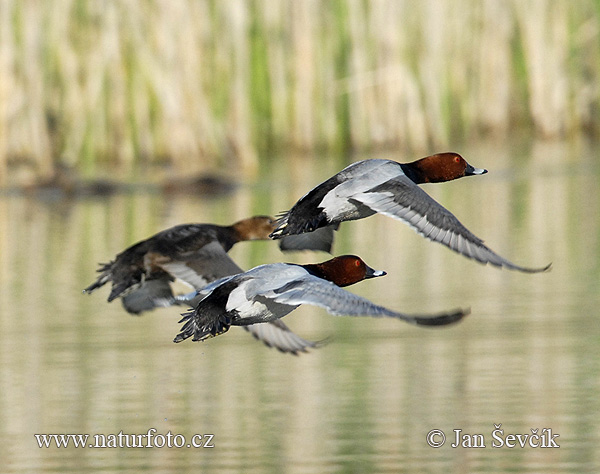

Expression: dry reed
xmin=1 ymin=0 xmax=598 ymax=184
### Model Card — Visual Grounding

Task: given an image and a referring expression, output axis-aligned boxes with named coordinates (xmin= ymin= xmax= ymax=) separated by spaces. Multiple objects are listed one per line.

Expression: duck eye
xmin=354 ymin=259 xmax=361 ymax=267
xmin=454 ymin=156 xmax=461 ymax=163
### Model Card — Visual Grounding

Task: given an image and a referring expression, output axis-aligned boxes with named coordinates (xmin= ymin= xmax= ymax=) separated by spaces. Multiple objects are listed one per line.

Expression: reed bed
xmin=1 ymin=0 xmax=599 ymax=183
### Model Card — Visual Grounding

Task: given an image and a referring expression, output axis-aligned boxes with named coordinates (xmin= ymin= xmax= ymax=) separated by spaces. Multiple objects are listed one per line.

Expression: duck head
xmin=305 ymin=255 xmax=386 ymax=287
xmin=410 ymin=152 xmax=487 ymax=184
xmin=232 ymin=216 xmax=277 ymax=241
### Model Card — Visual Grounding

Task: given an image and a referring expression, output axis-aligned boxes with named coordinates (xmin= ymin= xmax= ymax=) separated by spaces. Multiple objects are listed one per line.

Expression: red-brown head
xmin=232 ymin=216 xmax=277 ymax=241
xmin=304 ymin=255 xmax=386 ymax=287
xmin=408 ymin=152 xmax=487 ymax=184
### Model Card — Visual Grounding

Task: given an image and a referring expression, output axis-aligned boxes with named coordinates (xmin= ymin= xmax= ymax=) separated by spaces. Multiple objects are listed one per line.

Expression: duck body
xmin=85 ymin=216 xmax=338 ymax=308
xmin=271 ymin=155 xmax=486 ymax=235
xmin=271 ymin=153 xmax=550 ymax=273
xmin=174 ymin=255 xmax=468 ymax=344
xmin=272 ymin=160 xmax=395 ymax=233
xmin=84 ymin=216 xmax=328 ymax=354
xmin=84 ymin=220 xmax=256 ymax=305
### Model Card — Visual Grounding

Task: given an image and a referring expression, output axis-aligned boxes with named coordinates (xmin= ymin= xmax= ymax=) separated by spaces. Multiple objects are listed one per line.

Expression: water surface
xmin=1 ymin=142 xmax=599 ymax=473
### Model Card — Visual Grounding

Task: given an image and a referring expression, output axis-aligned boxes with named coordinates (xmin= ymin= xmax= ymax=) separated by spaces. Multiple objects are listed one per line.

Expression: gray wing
xmin=242 ymin=320 xmax=324 ymax=354
xmin=278 ymin=224 xmax=338 ymax=253
xmin=354 ymin=176 xmax=550 ymax=273
xmin=158 ymin=241 xmax=244 ymax=289
xmin=267 ymin=277 xmax=468 ymax=326
xmin=176 ymin=273 xmax=240 ymax=302
xmin=120 ymin=278 xmax=176 ymax=314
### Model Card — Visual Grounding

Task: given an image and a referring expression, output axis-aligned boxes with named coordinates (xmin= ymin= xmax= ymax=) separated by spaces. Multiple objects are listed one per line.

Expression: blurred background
xmin=1 ymin=0 xmax=599 ymax=184
xmin=1 ymin=1 xmax=600 ymax=473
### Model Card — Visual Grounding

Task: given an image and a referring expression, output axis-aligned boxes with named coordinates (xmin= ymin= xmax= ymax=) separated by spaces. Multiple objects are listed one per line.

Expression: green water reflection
xmin=1 ymin=142 xmax=599 ymax=473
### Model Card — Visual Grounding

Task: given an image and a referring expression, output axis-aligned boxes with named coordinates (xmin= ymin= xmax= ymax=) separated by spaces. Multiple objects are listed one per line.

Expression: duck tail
xmin=82 ymin=262 xmax=113 ymax=294
xmin=173 ymin=310 xmax=232 ymax=343
xmin=270 ymin=210 xmax=330 ymax=239
xmin=269 ymin=211 xmax=290 ymax=239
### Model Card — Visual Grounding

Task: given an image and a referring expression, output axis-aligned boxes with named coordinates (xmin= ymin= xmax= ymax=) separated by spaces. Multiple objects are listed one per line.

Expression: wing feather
xmin=242 ymin=320 xmax=324 ymax=355
xmin=120 ymin=278 xmax=176 ymax=314
xmin=158 ymin=241 xmax=243 ymax=289
xmin=354 ymin=177 xmax=550 ymax=273
xmin=264 ymin=276 xmax=468 ymax=327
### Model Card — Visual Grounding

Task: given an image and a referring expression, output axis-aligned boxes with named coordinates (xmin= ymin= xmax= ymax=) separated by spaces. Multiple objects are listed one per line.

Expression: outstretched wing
xmin=242 ymin=320 xmax=325 ymax=354
xmin=120 ymin=278 xmax=176 ymax=314
xmin=265 ymin=276 xmax=468 ymax=326
xmin=278 ymin=224 xmax=339 ymax=253
xmin=156 ymin=241 xmax=244 ymax=289
xmin=353 ymin=176 xmax=551 ymax=273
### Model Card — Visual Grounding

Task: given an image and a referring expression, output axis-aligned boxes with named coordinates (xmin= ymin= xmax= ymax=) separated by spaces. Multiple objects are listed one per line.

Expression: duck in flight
xmin=174 ymin=255 xmax=469 ymax=344
xmin=84 ymin=216 xmax=335 ymax=354
xmin=270 ymin=153 xmax=551 ymax=273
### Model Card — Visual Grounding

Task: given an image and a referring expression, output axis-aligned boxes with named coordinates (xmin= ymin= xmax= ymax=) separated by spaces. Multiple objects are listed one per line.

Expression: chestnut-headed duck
xmin=270 ymin=153 xmax=551 ymax=273
xmin=84 ymin=215 xmax=333 ymax=354
xmin=173 ymin=255 xmax=469 ymax=344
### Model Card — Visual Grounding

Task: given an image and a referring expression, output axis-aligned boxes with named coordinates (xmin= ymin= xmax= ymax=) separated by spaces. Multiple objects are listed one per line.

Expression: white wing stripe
xmin=160 ymin=262 xmax=208 ymax=289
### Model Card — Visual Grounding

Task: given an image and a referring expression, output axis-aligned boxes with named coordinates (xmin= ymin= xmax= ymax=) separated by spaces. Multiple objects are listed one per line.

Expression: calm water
xmin=1 ymin=141 xmax=599 ymax=473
